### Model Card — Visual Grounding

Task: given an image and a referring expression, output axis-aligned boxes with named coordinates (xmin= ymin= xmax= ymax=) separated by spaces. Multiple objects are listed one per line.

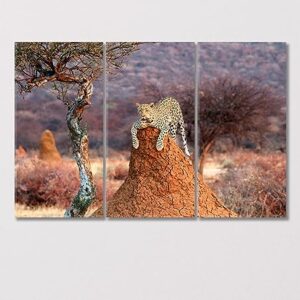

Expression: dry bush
xmin=106 ymin=179 xmax=124 ymax=202
xmin=106 ymin=154 xmax=130 ymax=201
xmin=197 ymin=77 xmax=284 ymax=175
xmin=16 ymin=156 xmax=102 ymax=212
xmin=112 ymin=164 xmax=129 ymax=180
xmin=211 ymin=151 xmax=286 ymax=217
xmin=107 ymin=151 xmax=129 ymax=181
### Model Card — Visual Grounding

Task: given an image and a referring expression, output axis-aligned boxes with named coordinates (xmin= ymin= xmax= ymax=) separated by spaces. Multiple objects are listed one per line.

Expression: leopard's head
xmin=136 ymin=102 xmax=155 ymax=123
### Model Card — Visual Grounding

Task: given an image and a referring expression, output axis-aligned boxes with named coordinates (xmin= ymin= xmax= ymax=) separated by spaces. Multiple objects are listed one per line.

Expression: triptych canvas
xmin=15 ymin=42 xmax=287 ymax=219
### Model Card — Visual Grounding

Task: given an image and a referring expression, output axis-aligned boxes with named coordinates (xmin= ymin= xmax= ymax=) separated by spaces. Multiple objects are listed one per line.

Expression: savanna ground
xmin=107 ymin=149 xmax=286 ymax=218
xmin=15 ymin=148 xmax=286 ymax=218
xmin=15 ymin=152 xmax=103 ymax=218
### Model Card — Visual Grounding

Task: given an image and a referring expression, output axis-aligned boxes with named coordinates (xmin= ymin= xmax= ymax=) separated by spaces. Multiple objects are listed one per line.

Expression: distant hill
xmin=108 ymin=42 xmax=195 ymax=100
xmin=15 ymin=42 xmax=287 ymax=152
xmin=108 ymin=42 xmax=287 ymax=100
xmin=199 ymin=42 xmax=287 ymax=96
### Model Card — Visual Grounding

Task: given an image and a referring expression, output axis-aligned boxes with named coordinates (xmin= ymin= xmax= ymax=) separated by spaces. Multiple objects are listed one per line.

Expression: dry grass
xmin=15 ymin=203 xmax=100 ymax=218
xmin=205 ymin=150 xmax=286 ymax=218
xmin=15 ymin=204 xmax=65 ymax=218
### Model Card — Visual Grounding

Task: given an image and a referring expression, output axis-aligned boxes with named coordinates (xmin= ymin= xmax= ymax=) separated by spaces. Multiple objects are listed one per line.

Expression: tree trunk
xmin=199 ymin=154 xmax=205 ymax=178
xmin=64 ymin=85 xmax=96 ymax=218
xmin=199 ymin=142 xmax=213 ymax=177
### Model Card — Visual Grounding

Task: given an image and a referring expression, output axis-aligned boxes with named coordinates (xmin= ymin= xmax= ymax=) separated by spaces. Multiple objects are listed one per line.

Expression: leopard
xmin=131 ymin=97 xmax=190 ymax=156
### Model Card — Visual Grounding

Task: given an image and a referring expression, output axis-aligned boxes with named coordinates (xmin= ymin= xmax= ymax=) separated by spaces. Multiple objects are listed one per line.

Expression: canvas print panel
xmin=15 ymin=42 xmax=104 ymax=218
xmin=106 ymin=42 xmax=196 ymax=218
xmin=198 ymin=42 xmax=287 ymax=218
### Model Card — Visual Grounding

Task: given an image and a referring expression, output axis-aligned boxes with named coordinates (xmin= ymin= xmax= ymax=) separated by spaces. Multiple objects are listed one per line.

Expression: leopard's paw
xmin=132 ymin=139 xmax=139 ymax=149
xmin=156 ymin=141 xmax=164 ymax=151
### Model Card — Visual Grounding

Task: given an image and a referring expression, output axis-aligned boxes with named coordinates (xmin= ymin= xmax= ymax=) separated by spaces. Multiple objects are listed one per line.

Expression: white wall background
xmin=0 ymin=0 xmax=299 ymax=299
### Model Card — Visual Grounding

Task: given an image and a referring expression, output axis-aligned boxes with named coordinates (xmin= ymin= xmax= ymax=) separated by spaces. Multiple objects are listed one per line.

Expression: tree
xmin=198 ymin=77 xmax=280 ymax=176
xmin=106 ymin=42 xmax=141 ymax=72
xmin=15 ymin=42 xmax=139 ymax=217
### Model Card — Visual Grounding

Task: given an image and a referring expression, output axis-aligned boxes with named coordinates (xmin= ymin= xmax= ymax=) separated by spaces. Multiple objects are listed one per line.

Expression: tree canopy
xmin=15 ymin=42 xmax=140 ymax=105
xmin=199 ymin=77 xmax=281 ymax=153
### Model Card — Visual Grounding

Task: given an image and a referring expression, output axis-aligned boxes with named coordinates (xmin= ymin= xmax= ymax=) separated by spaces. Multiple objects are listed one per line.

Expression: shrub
xmin=16 ymin=156 xmax=102 ymax=211
xmin=112 ymin=164 xmax=129 ymax=180
xmin=211 ymin=151 xmax=286 ymax=217
xmin=107 ymin=155 xmax=129 ymax=181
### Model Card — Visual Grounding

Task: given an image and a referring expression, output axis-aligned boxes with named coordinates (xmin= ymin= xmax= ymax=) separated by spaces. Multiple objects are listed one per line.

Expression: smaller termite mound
xmin=39 ymin=129 xmax=62 ymax=163
xmin=16 ymin=145 xmax=27 ymax=158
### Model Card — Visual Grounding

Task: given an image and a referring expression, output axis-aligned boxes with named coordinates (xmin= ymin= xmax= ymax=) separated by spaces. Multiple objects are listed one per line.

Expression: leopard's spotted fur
xmin=131 ymin=97 xmax=190 ymax=156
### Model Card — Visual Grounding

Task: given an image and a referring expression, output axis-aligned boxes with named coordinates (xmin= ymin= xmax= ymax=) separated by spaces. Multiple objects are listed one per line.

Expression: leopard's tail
xmin=179 ymin=121 xmax=190 ymax=156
